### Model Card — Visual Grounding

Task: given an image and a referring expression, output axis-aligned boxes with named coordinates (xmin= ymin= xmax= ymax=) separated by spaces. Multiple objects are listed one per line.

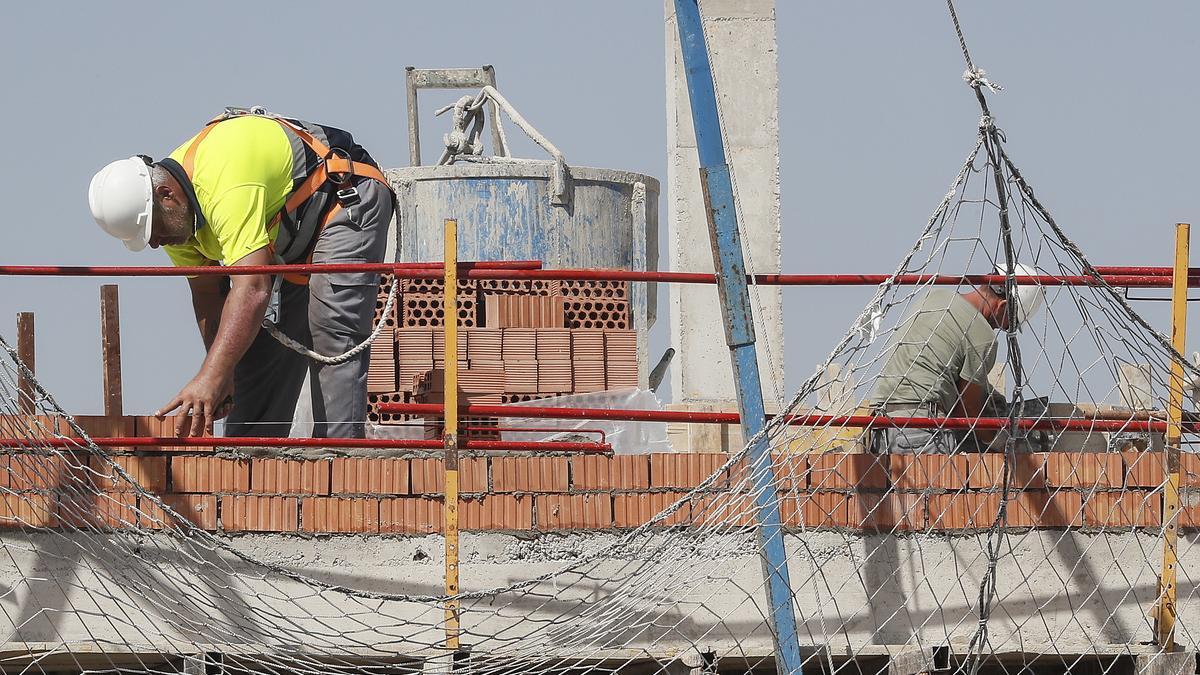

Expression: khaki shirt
xmin=870 ymin=289 xmax=997 ymax=413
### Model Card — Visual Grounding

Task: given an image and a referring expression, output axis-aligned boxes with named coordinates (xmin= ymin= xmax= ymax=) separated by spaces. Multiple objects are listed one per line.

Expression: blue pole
xmin=672 ymin=2 xmax=803 ymax=674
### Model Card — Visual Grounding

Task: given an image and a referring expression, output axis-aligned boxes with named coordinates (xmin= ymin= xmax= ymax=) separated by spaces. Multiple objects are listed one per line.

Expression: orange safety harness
xmin=179 ymin=110 xmax=392 ymax=285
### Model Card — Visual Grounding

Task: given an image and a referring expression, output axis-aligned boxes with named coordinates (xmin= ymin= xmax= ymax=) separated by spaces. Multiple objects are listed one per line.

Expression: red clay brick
xmin=969 ymin=454 xmax=1048 ymax=490
xmin=571 ymin=454 xmax=650 ymax=491
xmin=692 ymin=490 xmax=758 ymax=527
xmin=1183 ymin=454 xmax=1200 ymax=487
xmin=130 ymin=415 xmax=204 ymax=450
xmin=410 ymin=457 xmax=487 ymax=494
xmin=58 ymin=491 xmax=138 ymax=529
xmin=1010 ymin=454 xmax=1049 ymax=490
xmin=1044 ymin=452 xmax=1122 ymax=488
xmin=778 ymin=491 xmax=802 ymax=527
xmin=250 ymin=459 xmax=331 ymax=495
xmin=0 ymin=414 xmax=50 ymax=439
xmin=536 ymin=361 xmax=573 ymax=393
xmin=221 ymin=495 xmax=298 ymax=532
xmin=1084 ymin=491 xmax=1161 ymax=528
xmin=570 ymin=330 xmax=605 ymax=361
xmin=649 ymin=453 xmax=730 ymax=489
xmin=99 ymin=455 xmax=167 ymax=493
xmin=536 ymin=494 xmax=613 ymax=530
xmin=70 ymin=415 xmax=135 ymax=447
xmin=613 ymin=492 xmax=691 ymax=528
xmin=462 ymin=495 xmax=532 ymax=530
xmin=302 ymin=497 xmax=381 ymax=534
xmin=928 ymin=492 xmax=1001 ymax=530
xmin=6 ymin=452 xmax=90 ymax=492
xmin=853 ymin=493 xmax=925 ymax=531
xmin=1008 ymin=490 xmax=1083 ymax=528
xmin=889 ymin=455 xmax=969 ymax=491
xmin=764 ymin=454 xmax=808 ymax=490
xmin=503 ymin=361 xmax=539 ymax=393
xmin=1125 ymin=451 xmax=1167 ymax=488
xmin=802 ymin=492 xmax=852 ymax=529
xmin=380 ymin=497 xmax=442 ymax=534
xmin=807 ymin=453 xmax=888 ymax=491
xmin=0 ymin=492 xmax=57 ymax=528
xmin=493 ymin=457 xmax=568 ymax=493
xmin=967 ymin=454 xmax=1003 ymax=489
xmin=137 ymin=493 xmax=218 ymax=530
xmin=331 ymin=458 xmax=409 ymax=495
xmin=170 ymin=456 xmax=250 ymax=493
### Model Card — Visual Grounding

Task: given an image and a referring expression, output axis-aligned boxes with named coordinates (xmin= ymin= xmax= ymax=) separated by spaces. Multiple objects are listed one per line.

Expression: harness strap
xmin=281 ymin=204 xmax=343 ymax=287
xmin=175 ymin=112 xmax=392 ymax=284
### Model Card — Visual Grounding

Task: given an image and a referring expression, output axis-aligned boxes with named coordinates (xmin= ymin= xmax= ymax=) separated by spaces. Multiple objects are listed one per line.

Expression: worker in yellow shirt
xmin=87 ymin=107 xmax=394 ymax=439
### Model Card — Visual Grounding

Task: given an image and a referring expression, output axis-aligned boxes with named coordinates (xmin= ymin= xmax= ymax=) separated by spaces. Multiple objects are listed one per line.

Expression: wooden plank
xmin=16 ymin=312 xmax=34 ymax=415
xmin=101 ymin=284 xmax=123 ymax=416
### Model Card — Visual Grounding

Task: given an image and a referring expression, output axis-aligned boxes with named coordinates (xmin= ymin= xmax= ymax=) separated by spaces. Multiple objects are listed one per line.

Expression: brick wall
xmin=0 ymin=417 xmax=1192 ymax=536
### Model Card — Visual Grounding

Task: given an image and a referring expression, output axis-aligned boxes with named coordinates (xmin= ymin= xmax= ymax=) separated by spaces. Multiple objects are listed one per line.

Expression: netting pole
xmin=443 ymin=218 xmax=463 ymax=654
xmin=1156 ymin=222 xmax=1189 ymax=649
xmin=673 ymin=2 xmax=802 ymax=674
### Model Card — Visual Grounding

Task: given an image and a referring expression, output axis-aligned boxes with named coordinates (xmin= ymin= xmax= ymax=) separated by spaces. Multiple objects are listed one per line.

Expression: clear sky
xmin=1 ymin=2 xmax=1197 ymax=415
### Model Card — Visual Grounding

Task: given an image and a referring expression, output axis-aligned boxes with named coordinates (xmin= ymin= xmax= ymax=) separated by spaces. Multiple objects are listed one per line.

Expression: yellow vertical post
xmin=442 ymin=218 xmax=462 ymax=652
xmin=1157 ymin=222 xmax=1189 ymax=649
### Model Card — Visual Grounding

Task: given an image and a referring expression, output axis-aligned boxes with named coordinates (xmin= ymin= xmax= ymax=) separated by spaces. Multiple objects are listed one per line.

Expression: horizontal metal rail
xmin=0 ymin=261 xmax=542 ymax=277
xmin=379 ymin=402 xmax=1192 ymax=434
xmin=461 ymin=425 xmax=607 ymax=445
xmin=0 ymin=264 xmax=1191 ymax=287
xmin=0 ymin=436 xmax=612 ymax=453
xmin=1093 ymin=266 xmax=1198 ymax=276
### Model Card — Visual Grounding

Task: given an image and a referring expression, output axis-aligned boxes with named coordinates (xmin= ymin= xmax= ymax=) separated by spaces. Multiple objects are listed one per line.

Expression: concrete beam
xmin=1135 ymin=651 xmax=1196 ymax=675
xmin=665 ymin=0 xmax=784 ymax=406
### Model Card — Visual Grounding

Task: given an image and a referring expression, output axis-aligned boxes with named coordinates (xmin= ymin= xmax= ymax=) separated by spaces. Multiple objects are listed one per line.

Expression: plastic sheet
xmin=498 ymin=388 xmax=670 ymax=455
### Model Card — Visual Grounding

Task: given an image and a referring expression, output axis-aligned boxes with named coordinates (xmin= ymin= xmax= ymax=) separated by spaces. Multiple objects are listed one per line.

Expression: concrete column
xmin=665 ymin=0 xmax=784 ymax=408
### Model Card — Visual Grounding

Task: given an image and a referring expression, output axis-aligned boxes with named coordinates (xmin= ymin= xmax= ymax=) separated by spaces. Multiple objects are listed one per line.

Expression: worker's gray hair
xmin=149 ymin=163 xmax=171 ymax=190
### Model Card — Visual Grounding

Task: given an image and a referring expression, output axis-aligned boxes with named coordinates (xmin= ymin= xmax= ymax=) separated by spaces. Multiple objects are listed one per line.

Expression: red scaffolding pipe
xmin=0 ymin=436 xmax=612 ymax=453
xmin=379 ymin=402 xmax=1189 ymax=434
xmin=1093 ymin=266 xmax=1198 ymax=276
xmin=0 ymin=260 xmax=542 ymax=277
xmin=0 ymin=264 xmax=1190 ymax=287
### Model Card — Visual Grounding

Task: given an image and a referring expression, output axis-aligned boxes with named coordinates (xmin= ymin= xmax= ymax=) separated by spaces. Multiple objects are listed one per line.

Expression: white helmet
xmin=88 ymin=157 xmax=154 ymax=252
xmin=993 ymin=262 xmax=1046 ymax=328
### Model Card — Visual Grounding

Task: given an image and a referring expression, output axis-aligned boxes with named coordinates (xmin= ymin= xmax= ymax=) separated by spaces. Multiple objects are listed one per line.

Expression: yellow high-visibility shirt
xmin=162 ymin=116 xmax=294 ymax=267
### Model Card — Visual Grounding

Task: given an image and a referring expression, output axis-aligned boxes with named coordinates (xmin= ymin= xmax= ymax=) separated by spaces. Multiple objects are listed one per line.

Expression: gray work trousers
xmin=224 ymin=178 xmax=392 ymax=438
xmin=873 ymin=404 xmax=973 ymax=454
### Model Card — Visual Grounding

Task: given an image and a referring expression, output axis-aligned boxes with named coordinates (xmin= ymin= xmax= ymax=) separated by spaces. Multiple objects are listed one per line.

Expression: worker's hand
xmin=156 ymin=372 xmax=234 ymax=438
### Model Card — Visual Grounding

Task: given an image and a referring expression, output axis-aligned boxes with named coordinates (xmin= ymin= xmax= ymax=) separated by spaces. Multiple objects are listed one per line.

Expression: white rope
xmin=964 ymin=67 xmax=1004 ymax=93
xmin=436 ymin=85 xmax=571 ymax=205
xmin=262 ymin=271 xmax=399 ymax=365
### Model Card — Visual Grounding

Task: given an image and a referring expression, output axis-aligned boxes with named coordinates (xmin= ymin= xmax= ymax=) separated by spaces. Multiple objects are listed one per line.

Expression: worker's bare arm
xmin=159 ymin=247 xmax=275 ymax=436
xmin=954 ymin=379 xmax=995 ymax=444
xmin=186 ymin=273 xmax=224 ymax=351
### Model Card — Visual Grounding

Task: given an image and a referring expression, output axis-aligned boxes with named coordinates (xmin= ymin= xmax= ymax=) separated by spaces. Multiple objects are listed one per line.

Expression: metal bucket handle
xmin=435 ymin=86 xmax=572 ymax=207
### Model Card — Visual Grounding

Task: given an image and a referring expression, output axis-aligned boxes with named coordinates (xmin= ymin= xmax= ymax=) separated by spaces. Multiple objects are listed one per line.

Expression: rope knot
xmin=963 ymin=67 xmax=1003 ymax=93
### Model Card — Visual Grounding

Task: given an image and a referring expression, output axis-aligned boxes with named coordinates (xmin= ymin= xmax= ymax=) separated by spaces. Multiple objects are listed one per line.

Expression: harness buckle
xmin=336 ymin=186 xmax=361 ymax=207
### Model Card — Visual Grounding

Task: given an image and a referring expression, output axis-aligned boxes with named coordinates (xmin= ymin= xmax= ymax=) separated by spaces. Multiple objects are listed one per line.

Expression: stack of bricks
xmin=1 ymin=421 xmax=1194 ymax=535
xmin=366 ymin=276 xmax=639 ymax=438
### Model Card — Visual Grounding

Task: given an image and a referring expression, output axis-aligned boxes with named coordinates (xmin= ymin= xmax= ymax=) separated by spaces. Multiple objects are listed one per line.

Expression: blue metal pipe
xmin=672 ymin=2 xmax=803 ymax=674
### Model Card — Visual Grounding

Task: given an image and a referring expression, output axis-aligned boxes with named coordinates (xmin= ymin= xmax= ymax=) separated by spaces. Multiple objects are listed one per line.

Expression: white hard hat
xmin=993 ymin=262 xmax=1046 ymax=328
xmin=88 ymin=157 xmax=154 ymax=252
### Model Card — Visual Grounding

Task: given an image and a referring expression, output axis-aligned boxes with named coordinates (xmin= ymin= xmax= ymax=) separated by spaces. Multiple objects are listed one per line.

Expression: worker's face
xmin=148 ymin=193 xmax=193 ymax=249
xmin=994 ymin=298 xmax=1011 ymax=331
